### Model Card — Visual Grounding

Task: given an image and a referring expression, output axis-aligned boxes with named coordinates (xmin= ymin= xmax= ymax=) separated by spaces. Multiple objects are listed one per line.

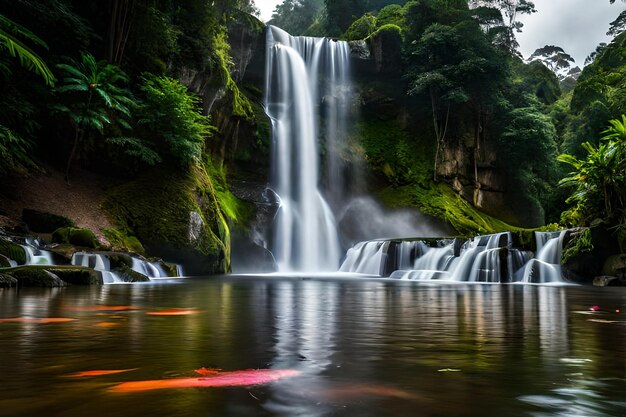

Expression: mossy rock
xmin=52 ymin=227 xmax=99 ymax=249
xmin=0 ymin=273 xmax=17 ymax=288
xmin=113 ymin=264 xmax=150 ymax=283
xmin=601 ymin=254 xmax=626 ymax=278
xmin=22 ymin=209 xmax=75 ymax=233
xmin=5 ymin=267 xmax=69 ymax=287
xmin=103 ymin=228 xmax=145 ymax=255
xmin=49 ymin=266 xmax=103 ymax=285
xmin=102 ymin=167 xmax=230 ymax=275
xmin=0 ymin=237 xmax=26 ymax=265
xmin=5 ymin=265 xmax=103 ymax=285
xmin=0 ymin=253 xmax=13 ymax=267
xmin=48 ymin=243 xmax=78 ymax=263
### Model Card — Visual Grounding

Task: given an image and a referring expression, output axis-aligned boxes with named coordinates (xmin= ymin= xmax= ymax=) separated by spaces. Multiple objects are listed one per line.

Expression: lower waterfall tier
xmin=339 ymin=231 xmax=569 ymax=284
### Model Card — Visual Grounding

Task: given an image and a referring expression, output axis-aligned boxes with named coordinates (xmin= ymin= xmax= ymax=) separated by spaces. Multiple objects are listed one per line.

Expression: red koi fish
xmin=0 ymin=317 xmax=76 ymax=324
xmin=109 ymin=369 xmax=301 ymax=393
xmin=146 ymin=308 xmax=201 ymax=316
xmin=66 ymin=369 xmax=138 ymax=378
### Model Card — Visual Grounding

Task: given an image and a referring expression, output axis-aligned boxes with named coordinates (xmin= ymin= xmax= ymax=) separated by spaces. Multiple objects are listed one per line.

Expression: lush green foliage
xmin=558 ymin=116 xmax=626 ymax=229
xmin=0 ymin=125 xmax=34 ymax=176
xmin=53 ymin=52 xmax=135 ymax=180
xmin=0 ymin=14 xmax=54 ymax=85
xmin=138 ymin=74 xmax=213 ymax=167
xmin=268 ymin=0 xmax=324 ymax=35
xmin=344 ymin=14 xmax=377 ymax=40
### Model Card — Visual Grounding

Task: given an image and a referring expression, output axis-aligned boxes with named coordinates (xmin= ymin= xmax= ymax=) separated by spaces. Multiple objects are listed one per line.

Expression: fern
xmin=0 ymin=14 xmax=54 ymax=85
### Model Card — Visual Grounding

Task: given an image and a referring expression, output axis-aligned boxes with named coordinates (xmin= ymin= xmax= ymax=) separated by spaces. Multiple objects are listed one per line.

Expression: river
xmin=0 ymin=276 xmax=625 ymax=416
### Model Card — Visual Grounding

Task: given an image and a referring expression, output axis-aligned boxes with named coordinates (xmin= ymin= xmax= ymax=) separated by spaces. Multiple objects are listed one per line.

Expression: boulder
xmin=5 ymin=267 xmax=68 ymax=287
xmin=563 ymin=224 xmax=621 ymax=283
xmin=593 ymin=276 xmax=626 ymax=287
xmin=601 ymin=254 xmax=626 ymax=279
xmin=0 ymin=237 xmax=26 ymax=265
xmin=113 ymin=263 xmax=150 ymax=283
xmin=0 ymin=273 xmax=17 ymax=288
xmin=22 ymin=209 xmax=74 ymax=233
xmin=4 ymin=265 xmax=103 ymax=286
xmin=52 ymin=227 xmax=99 ymax=249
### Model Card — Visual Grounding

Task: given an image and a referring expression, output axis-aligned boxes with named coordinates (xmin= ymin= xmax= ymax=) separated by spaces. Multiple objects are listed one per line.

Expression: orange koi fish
xmin=96 ymin=322 xmax=121 ymax=328
xmin=109 ymin=369 xmax=301 ymax=393
xmin=0 ymin=317 xmax=76 ymax=324
xmin=146 ymin=308 xmax=201 ymax=316
xmin=66 ymin=368 xmax=138 ymax=378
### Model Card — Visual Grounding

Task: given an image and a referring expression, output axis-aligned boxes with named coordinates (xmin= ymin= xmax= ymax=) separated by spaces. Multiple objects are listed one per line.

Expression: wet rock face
xmin=188 ymin=211 xmax=205 ymax=244
xmin=228 ymin=179 xmax=279 ymax=273
xmin=562 ymin=225 xmax=621 ymax=283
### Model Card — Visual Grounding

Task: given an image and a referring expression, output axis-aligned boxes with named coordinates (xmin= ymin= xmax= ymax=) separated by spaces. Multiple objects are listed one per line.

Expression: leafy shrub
xmin=138 ymin=74 xmax=214 ymax=167
xmin=343 ymin=14 xmax=377 ymax=41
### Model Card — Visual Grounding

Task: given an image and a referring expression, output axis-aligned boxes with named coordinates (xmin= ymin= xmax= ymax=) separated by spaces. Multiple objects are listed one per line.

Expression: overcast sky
xmin=257 ymin=0 xmax=281 ymax=22
xmin=518 ymin=0 xmax=622 ymax=66
xmin=257 ymin=0 xmax=623 ymax=66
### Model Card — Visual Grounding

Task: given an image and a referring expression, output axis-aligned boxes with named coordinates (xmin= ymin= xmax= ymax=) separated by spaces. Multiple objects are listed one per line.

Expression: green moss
xmin=51 ymin=227 xmax=99 ymax=248
xmin=343 ymin=13 xmax=377 ymax=41
xmin=367 ymin=24 xmax=403 ymax=41
xmin=213 ymin=30 xmax=253 ymax=119
xmin=251 ymin=100 xmax=271 ymax=148
xmin=357 ymin=118 xmax=434 ymax=185
xmin=4 ymin=267 xmax=69 ymax=287
xmin=6 ymin=265 xmax=103 ymax=285
xmin=0 ymin=238 xmax=26 ymax=265
xmin=103 ymin=228 xmax=146 ymax=255
xmin=379 ymin=183 xmax=522 ymax=236
xmin=102 ymin=165 xmax=230 ymax=272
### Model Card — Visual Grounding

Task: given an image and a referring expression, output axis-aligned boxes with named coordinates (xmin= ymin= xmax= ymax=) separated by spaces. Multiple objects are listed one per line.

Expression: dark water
xmin=1 ymin=276 xmax=626 ymax=417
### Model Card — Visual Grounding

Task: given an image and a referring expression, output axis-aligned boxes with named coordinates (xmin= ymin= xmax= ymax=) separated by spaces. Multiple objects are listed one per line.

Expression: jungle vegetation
xmin=1 ymin=0 xmax=626 ymax=247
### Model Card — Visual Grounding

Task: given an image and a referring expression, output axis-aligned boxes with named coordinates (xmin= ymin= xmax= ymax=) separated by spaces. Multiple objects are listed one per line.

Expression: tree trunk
xmin=108 ymin=0 xmax=134 ymax=65
xmin=65 ymin=128 xmax=81 ymax=183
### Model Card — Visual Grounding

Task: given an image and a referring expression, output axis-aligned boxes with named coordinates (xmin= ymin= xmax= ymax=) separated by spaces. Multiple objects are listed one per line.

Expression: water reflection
xmin=0 ymin=279 xmax=625 ymax=417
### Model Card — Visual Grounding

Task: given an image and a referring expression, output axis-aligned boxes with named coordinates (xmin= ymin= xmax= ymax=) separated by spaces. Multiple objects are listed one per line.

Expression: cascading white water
xmin=265 ymin=26 xmax=351 ymax=272
xmin=21 ymin=245 xmax=54 ymax=265
xmin=342 ymin=231 xmax=569 ymax=284
xmin=72 ymin=252 xmax=122 ymax=284
xmin=339 ymin=240 xmax=388 ymax=275
xmin=520 ymin=231 xmax=567 ymax=283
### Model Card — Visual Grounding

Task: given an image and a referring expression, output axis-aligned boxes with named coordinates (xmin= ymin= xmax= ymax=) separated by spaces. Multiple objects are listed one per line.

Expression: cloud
xmin=517 ymin=0 xmax=622 ymax=65
xmin=257 ymin=0 xmax=283 ymax=22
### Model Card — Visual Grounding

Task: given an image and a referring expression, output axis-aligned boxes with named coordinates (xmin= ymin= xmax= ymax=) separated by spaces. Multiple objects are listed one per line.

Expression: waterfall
xmin=520 ymin=231 xmax=567 ymax=284
xmin=72 ymin=252 xmax=122 ymax=284
xmin=339 ymin=240 xmax=388 ymax=275
xmin=342 ymin=231 xmax=568 ymax=284
xmin=265 ymin=26 xmax=351 ymax=272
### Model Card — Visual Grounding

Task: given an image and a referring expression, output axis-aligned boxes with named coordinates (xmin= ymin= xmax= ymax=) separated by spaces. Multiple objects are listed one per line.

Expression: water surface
xmin=1 ymin=276 xmax=625 ymax=416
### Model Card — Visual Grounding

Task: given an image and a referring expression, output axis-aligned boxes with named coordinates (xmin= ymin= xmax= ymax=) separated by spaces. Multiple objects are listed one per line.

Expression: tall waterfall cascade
xmin=265 ymin=26 xmax=352 ymax=272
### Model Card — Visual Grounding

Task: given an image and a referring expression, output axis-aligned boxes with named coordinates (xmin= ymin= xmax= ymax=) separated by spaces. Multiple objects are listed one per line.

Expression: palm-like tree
xmin=558 ymin=116 xmax=626 ymax=225
xmin=0 ymin=14 xmax=54 ymax=85
xmin=53 ymin=52 xmax=134 ymax=181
